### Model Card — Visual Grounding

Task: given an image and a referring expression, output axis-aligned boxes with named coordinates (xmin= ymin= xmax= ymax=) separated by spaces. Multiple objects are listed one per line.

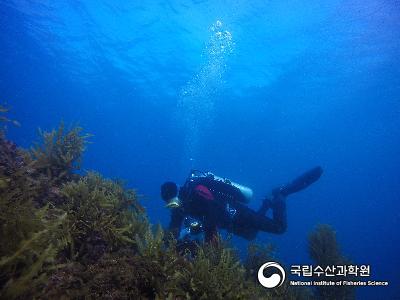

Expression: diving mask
xmin=166 ymin=196 xmax=181 ymax=208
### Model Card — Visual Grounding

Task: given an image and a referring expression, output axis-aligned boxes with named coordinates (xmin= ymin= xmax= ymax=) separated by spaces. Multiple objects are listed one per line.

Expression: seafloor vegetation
xmin=0 ymin=105 xmax=356 ymax=299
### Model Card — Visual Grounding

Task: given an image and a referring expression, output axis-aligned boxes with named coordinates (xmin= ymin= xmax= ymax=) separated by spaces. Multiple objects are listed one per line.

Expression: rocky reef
xmin=0 ymin=107 xmax=356 ymax=299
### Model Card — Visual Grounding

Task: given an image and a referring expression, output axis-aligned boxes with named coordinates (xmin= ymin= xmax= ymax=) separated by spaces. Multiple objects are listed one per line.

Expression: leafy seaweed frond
xmin=61 ymin=172 xmax=147 ymax=261
xmin=0 ymin=206 xmax=68 ymax=299
xmin=183 ymin=238 xmax=254 ymax=299
xmin=30 ymin=123 xmax=91 ymax=183
xmin=0 ymin=104 xmax=20 ymax=127
xmin=0 ymin=135 xmax=43 ymax=257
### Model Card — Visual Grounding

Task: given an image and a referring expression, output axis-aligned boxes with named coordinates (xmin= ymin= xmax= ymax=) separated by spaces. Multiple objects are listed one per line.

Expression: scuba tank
xmin=188 ymin=170 xmax=253 ymax=204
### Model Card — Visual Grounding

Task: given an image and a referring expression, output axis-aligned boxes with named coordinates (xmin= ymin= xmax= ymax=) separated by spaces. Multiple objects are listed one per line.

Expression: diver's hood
xmin=165 ymin=196 xmax=181 ymax=209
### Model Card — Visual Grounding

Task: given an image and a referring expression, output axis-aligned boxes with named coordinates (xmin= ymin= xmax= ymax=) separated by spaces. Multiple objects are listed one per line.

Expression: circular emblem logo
xmin=257 ymin=261 xmax=286 ymax=288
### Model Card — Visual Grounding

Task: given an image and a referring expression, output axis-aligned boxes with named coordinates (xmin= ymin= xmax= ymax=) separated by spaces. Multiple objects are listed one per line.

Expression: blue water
xmin=1 ymin=1 xmax=399 ymax=299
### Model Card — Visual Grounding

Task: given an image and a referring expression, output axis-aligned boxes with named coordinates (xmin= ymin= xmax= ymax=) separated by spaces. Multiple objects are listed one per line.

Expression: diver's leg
xmin=259 ymin=166 xmax=323 ymax=216
xmin=232 ymin=197 xmax=287 ymax=238
xmin=257 ymin=197 xmax=272 ymax=215
xmin=258 ymin=166 xmax=322 ymax=221
xmin=276 ymin=166 xmax=323 ymax=197
xmin=254 ymin=195 xmax=287 ymax=234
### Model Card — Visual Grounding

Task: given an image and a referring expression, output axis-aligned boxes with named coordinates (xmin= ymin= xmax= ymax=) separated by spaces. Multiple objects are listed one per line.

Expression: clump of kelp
xmin=0 ymin=106 xmax=356 ymax=299
xmin=308 ymin=224 xmax=356 ymax=300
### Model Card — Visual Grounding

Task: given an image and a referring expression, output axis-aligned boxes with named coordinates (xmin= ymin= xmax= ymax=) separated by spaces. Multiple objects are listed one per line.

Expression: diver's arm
xmin=167 ymin=209 xmax=184 ymax=239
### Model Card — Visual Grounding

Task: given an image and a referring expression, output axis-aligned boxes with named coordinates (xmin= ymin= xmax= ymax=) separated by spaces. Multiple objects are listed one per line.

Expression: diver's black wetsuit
xmin=168 ymin=176 xmax=286 ymax=241
xmin=167 ymin=166 xmax=323 ymax=242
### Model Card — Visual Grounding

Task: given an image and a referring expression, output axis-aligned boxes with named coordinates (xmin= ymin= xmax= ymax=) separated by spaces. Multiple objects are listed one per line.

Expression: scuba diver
xmin=161 ymin=167 xmax=323 ymax=243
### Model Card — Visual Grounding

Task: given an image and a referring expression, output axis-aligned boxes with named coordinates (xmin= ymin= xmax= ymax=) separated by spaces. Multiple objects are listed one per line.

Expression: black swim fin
xmin=275 ymin=166 xmax=323 ymax=197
